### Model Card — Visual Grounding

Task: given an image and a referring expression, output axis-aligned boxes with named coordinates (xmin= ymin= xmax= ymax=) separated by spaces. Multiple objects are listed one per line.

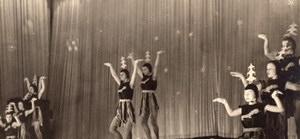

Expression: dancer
xmin=104 ymin=57 xmax=143 ymax=139
xmin=231 ymin=61 xmax=300 ymax=139
xmin=213 ymin=84 xmax=284 ymax=139
xmin=17 ymin=98 xmax=37 ymax=139
xmin=258 ymin=34 xmax=300 ymax=138
xmin=0 ymin=112 xmax=22 ymax=139
xmin=24 ymin=76 xmax=46 ymax=139
xmin=128 ymin=50 xmax=164 ymax=139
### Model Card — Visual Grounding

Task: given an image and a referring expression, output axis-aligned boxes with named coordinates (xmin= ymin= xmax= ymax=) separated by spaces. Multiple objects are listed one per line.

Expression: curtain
xmin=1 ymin=0 xmax=300 ymax=138
xmin=0 ymin=0 xmax=50 ymax=111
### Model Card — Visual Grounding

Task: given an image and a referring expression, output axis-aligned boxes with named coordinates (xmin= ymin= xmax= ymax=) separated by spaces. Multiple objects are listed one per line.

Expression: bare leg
xmin=109 ymin=116 xmax=122 ymax=139
xmin=149 ymin=112 xmax=159 ymax=139
xmin=124 ymin=121 xmax=133 ymax=139
xmin=38 ymin=107 xmax=43 ymax=126
xmin=33 ymin=121 xmax=43 ymax=139
xmin=20 ymin=123 xmax=26 ymax=139
xmin=295 ymin=98 xmax=300 ymax=138
xmin=141 ymin=111 xmax=151 ymax=139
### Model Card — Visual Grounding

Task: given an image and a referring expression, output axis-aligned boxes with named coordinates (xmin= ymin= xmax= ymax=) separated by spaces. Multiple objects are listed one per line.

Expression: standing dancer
xmin=24 ymin=76 xmax=46 ymax=139
xmin=104 ymin=57 xmax=143 ymax=139
xmin=258 ymin=34 xmax=300 ymax=138
xmin=17 ymin=98 xmax=37 ymax=139
xmin=128 ymin=50 xmax=164 ymax=139
xmin=213 ymin=84 xmax=284 ymax=139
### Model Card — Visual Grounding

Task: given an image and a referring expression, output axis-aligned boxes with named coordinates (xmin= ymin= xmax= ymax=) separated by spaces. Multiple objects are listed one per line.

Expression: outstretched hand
xmin=271 ymin=90 xmax=283 ymax=99
xmin=24 ymin=78 xmax=29 ymax=82
xmin=212 ymin=98 xmax=227 ymax=104
xmin=157 ymin=50 xmax=165 ymax=55
xmin=230 ymin=72 xmax=244 ymax=79
xmin=134 ymin=59 xmax=143 ymax=64
xmin=104 ymin=63 xmax=112 ymax=67
xmin=127 ymin=53 xmax=134 ymax=59
xmin=40 ymin=76 xmax=47 ymax=80
xmin=258 ymin=34 xmax=267 ymax=40
xmin=31 ymin=98 xmax=37 ymax=102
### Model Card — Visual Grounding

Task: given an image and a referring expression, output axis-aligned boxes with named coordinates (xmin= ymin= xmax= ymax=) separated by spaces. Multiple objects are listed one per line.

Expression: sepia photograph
xmin=0 ymin=0 xmax=300 ymax=139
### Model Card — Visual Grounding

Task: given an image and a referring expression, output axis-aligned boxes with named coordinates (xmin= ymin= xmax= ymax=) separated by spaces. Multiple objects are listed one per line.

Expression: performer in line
xmin=258 ymin=34 xmax=300 ymax=138
xmin=17 ymin=98 xmax=37 ymax=139
xmin=231 ymin=61 xmax=300 ymax=139
xmin=213 ymin=84 xmax=284 ymax=139
xmin=128 ymin=50 xmax=164 ymax=139
xmin=104 ymin=57 xmax=143 ymax=139
xmin=24 ymin=76 xmax=46 ymax=139
xmin=0 ymin=112 xmax=22 ymax=139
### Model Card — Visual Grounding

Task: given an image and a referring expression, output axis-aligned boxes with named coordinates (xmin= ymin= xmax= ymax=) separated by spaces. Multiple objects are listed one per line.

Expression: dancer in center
xmin=128 ymin=50 xmax=165 ymax=139
xmin=104 ymin=56 xmax=143 ymax=139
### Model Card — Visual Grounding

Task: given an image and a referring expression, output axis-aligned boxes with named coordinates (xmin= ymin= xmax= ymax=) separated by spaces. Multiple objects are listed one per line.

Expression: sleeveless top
xmin=118 ymin=81 xmax=134 ymax=100
xmin=4 ymin=122 xmax=18 ymax=137
xmin=239 ymin=102 xmax=267 ymax=128
xmin=140 ymin=74 xmax=157 ymax=90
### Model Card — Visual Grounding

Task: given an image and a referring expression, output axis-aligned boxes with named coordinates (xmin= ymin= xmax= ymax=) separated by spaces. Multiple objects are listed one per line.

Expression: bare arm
xmin=24 ymin=77 xmax=30 ymax=91
xmin=265 ymin=90 xmax=284 ymax=113
xmin=213 ymin=98 xmax=242 ymax=117
xmin=285 ymin=81 xmax=300 ymax=91
xmin=10 ymin=103 xmax=18 ymax=114
xmin=12 ymin=114 xmax=21 ymax=128
xmin=130 ymin=59 xmax=143 ymax=88
xmin=25 ymin=98 xmax=37 ymax=117
xmin=38 ymin=77 xmax=46 ymax=99
xmin=104 ymin=63 xmax=121 ymax=85
xmin=127 ymin=54 xmax=142 ymax=78
xmin=153 ymin=51 xmax=165 ymax=80
xmin=258 ymin=34 xmax=277 ymax=60
xmin=0 ymin=117 xmax=5 ymax=128
xmin=230 ymin=72 xmax=248 ymax=87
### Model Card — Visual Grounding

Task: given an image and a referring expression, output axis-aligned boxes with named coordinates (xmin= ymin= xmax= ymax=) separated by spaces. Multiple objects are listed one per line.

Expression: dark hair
xmin=283 ymin=37 xmax=296 ymax=53
xmin=267 ymin=60 xmax=281 ymax=76
xmin=142 ymin=63 xmax=153 ymax=73
xmin=245 ymin=84 xmax=259 ymax=99
xmin=30 ymin=84 xmax=38 ymax=93
xmin=120 ymin=69 xmax=130 ymax=79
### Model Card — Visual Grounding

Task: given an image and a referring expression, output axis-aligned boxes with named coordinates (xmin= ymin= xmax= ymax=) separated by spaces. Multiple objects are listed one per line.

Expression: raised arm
xmin=25 ymin=98 xmax=37 ymax=117
xmin=258 ymin=34 xmax=277 ymax=60
xmin=130 ymin=59 xmax=143 ymax=88
xmin=153 ymin=51 xmax=165 ymax=80
xmin=12 ymin=114 xmax=21 ymax=127
xmin=0 ymin=116 xmax=5 ymax=128
xmin=230 ymin=72 xmax=248 ymax=87
xmin=10 ymin=103 xmax=18 ymax=114
xmin=104 ymin=63 xmax=121 ymax=85
xmin=265 ymin=90 xmax=284 ymax=113
xmin=213 ymin=98 xmax=241 ymax=117
xmin=24 ymin=77 xmax=31 ymax=91
xmin=127 ymin=54 xmax=142 ymax=78
xmin=38 ymin=77 xmax=46 ymax=99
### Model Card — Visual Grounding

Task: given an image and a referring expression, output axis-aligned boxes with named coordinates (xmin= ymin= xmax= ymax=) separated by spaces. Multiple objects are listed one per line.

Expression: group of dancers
xmin=214 ymin=34 xmax=300 ymax=139
xmin=1 ymin=75 xmax=46 ymax=139
xmin=104 ymin=51 xmax=165 ymax=139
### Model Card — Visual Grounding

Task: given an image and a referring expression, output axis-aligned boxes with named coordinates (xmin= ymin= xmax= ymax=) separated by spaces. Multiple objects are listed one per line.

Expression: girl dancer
xmin=104 ymin=57 xmax=143 ymax=139
xmin=24 ymin=76 xmax=46 ymax=139
xmin=258 ymin=34 xmax=300 ymax=138
xmin=231 ymin=61 xmax=300 ymax=139
xmin=128 ymin=50 xmax=164 ymax=139
xmin=17 ymin=98 xmax=37 ymax=139
xmin=213 ymin=84 xmax=284 ymax=139
xmin=0 ymin=112 xmax=22 ymax=139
